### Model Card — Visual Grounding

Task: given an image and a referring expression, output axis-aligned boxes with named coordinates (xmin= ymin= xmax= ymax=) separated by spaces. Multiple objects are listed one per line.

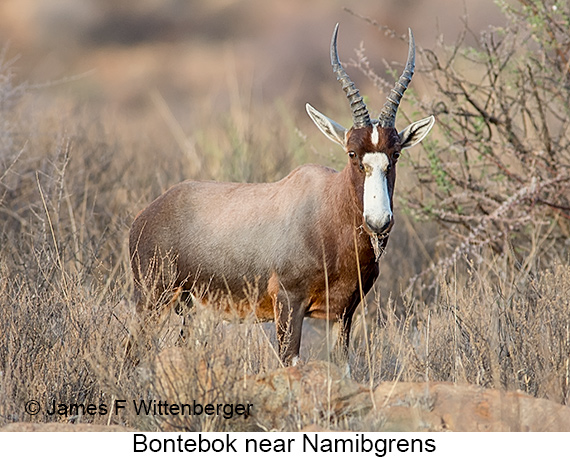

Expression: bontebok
xmin=129 ymin=24 xmax=435 ymax=366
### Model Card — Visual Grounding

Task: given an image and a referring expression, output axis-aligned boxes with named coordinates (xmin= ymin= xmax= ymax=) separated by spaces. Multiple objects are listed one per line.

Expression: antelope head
xmin=307 ymin=24 xmax=434 ymax=236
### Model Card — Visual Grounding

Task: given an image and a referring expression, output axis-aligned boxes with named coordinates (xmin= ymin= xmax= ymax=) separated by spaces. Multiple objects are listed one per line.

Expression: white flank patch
xmin=371 ymin=124 xmax=379 ymax=146
xmin=362 ymin=153 xmax=392 ymax=233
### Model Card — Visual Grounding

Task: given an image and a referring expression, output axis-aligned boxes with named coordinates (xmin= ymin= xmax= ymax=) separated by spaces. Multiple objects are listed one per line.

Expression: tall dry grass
xmin=0 ymin=53 xmax=319 ymax=430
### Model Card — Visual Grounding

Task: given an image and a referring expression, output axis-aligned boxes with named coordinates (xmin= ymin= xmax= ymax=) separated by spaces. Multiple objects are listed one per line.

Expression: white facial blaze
xmin=362 ymin=153 xmax=392 ymax=233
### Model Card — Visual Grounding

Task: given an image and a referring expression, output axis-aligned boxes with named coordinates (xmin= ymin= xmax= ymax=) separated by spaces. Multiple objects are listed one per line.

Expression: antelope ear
xmin=306 ymin=103 xmax=347 ymax=147
xmin=399 ymin=115 xmax=435 ymax=149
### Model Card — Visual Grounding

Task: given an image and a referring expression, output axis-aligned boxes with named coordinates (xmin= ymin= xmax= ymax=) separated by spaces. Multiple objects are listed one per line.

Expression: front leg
xmin=333 ymin=263 xmax=380 ymax=372
xmin=331 ymin=310 xmax=354 ymax=369
xmin=274 ymin=289 xmax=306 ymax=366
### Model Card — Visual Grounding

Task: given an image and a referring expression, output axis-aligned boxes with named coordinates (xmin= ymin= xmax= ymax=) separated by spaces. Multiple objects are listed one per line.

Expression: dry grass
xmin=349 ymin=254 xmax=570 ymax=404
xmin=1 ymin=26 xmax=569 ymax=431
xmin=0 ymin=56 xmax=313 ymax=430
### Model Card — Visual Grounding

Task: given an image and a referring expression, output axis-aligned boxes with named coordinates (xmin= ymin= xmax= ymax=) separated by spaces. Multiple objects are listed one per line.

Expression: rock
xmin=250 ymin=360 xmax=371 ymax=431
xmin=151 ymin=348 xmax=371 ymax=431
xmin=369 ymin=381 xmax=570 ymax=432
xmin=151 ymin=349 xmax=570 ymax=432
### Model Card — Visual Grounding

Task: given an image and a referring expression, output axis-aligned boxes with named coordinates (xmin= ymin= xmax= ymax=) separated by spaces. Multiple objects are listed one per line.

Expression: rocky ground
xmin=4 ymin=349 xmax=570 ymax=432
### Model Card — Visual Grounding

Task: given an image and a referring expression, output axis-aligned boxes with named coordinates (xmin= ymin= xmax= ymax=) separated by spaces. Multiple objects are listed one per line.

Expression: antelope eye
xmin=393 ymin=152 xmax=400 ymax=160
xmin=348 ymin=151 xmax=356 ymax=159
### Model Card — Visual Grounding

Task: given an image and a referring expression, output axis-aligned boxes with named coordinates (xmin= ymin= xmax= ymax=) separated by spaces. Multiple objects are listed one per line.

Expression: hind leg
xmin=174 ymin=290 xmax=196 ymax=344
xmin=125 ymin=285 xmax=185 ymax=365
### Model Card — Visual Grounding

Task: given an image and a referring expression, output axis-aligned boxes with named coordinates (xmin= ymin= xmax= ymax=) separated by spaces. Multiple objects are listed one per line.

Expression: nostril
xmin=379 ymin=217 xmax=393 ymax=234
xmin=365 ymin=214 xmax=393 ymax=235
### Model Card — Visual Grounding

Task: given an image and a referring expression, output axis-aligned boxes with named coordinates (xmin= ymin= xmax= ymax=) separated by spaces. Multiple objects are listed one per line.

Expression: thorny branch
xmin=349 ymin=0 xmax=570 ymax=286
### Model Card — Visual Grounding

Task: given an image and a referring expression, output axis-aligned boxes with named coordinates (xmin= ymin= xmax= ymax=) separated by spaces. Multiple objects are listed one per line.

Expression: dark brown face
xmin=345 ymin=123 xmax=401 ymax=235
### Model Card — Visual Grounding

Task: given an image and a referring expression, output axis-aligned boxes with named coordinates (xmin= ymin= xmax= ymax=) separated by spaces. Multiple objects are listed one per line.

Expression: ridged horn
xmin=330 ymin=23 xmax=371 ymax=129
xmin=379 ymin=28 xmax=415 ymax=128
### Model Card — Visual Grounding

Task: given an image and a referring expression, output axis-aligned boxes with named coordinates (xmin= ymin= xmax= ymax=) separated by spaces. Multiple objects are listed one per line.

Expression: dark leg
xmin=274 ymin=289 xmax=306 ymax=366
xmin=332 ymin=264 xmax=379 ymax=372
xmin=332 ymin=310 xmax=354 ymax=367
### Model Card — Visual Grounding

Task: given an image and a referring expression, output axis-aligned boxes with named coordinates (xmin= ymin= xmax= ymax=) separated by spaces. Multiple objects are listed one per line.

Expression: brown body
xmin=130 ymin=159 xmax=381 ymax=364
xmin=129 ymin=24 xmax=434 ymax=366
